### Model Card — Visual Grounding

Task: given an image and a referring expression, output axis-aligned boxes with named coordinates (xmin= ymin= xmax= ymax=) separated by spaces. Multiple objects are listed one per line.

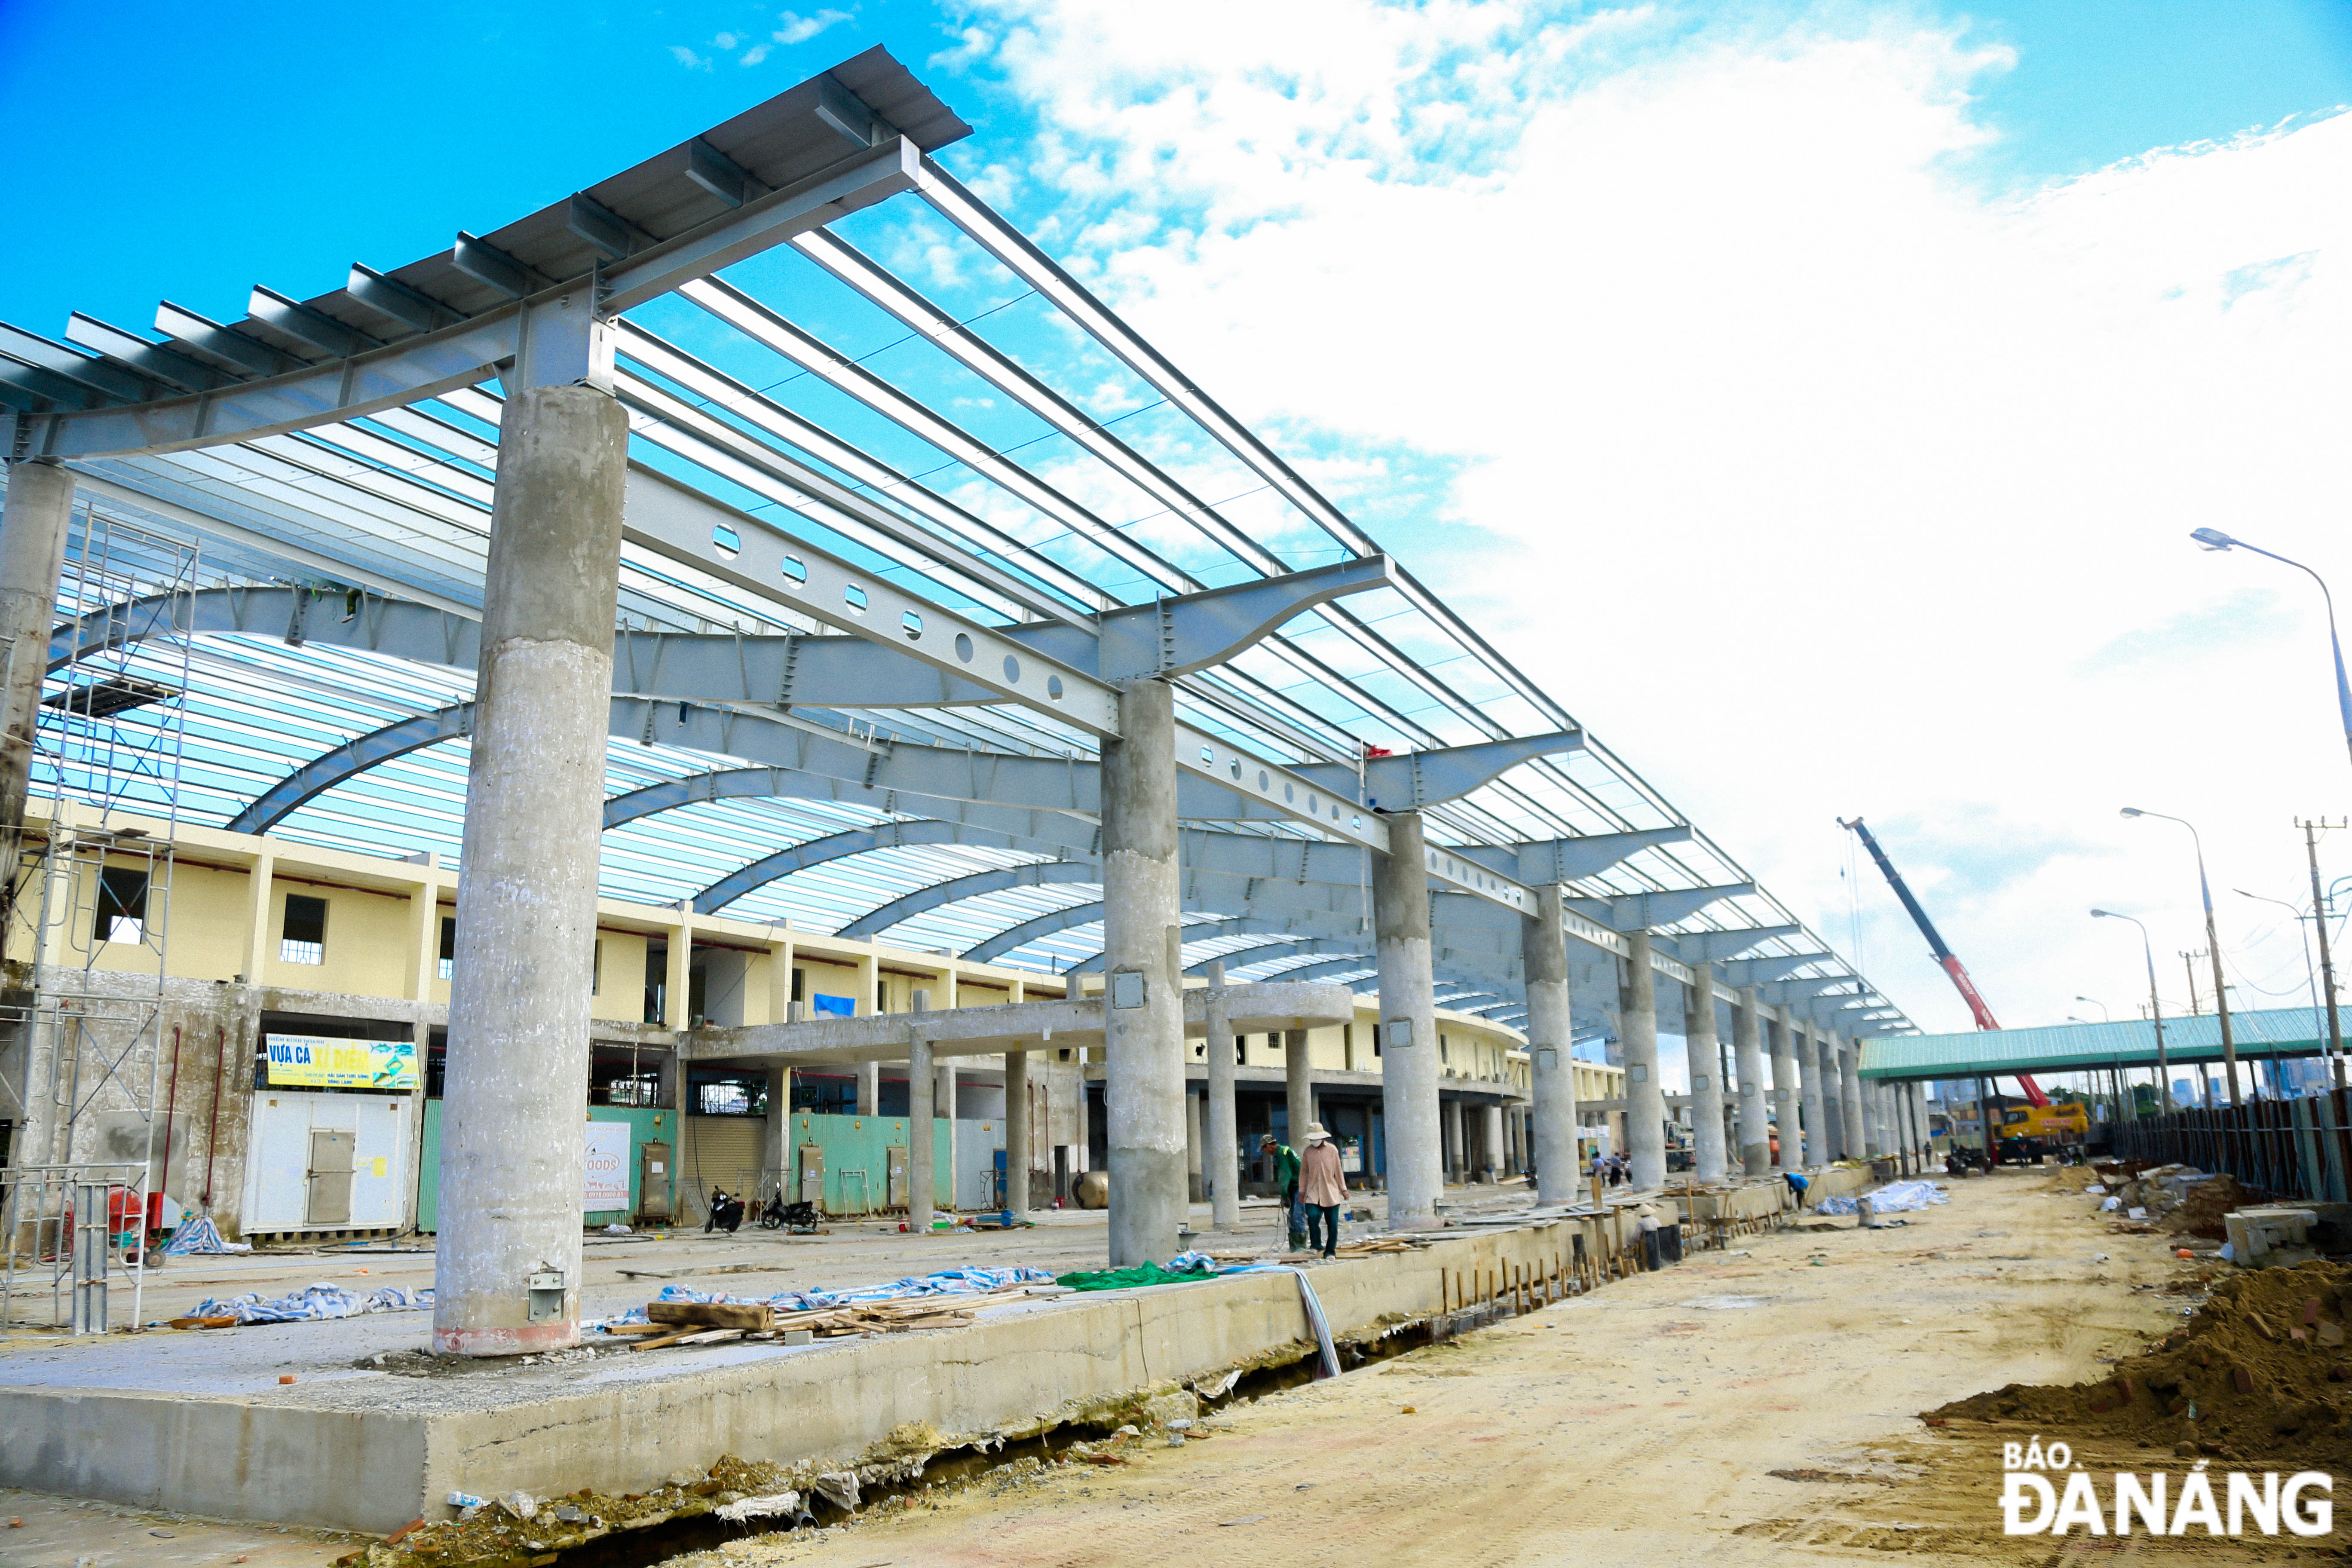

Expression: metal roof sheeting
xmin=1861 ymin=1009 xmax=2335 ymax=1079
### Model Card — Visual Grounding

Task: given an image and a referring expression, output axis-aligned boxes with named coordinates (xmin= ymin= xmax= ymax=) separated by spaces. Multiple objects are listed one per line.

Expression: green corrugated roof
xmin=1860 ymin=1007 xmax=2337 ymax=1080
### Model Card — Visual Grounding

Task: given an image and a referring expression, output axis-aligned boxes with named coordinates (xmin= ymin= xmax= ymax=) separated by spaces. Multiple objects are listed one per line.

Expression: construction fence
xmin=2110 ymin=1088 xmax=2352 ymax=1204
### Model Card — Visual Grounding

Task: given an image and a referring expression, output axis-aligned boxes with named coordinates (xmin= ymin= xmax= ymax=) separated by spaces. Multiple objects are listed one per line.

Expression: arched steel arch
xmin=227 ymin=702 xmax=475 ymax=834
xmin=691 ymin=824 xmax=1070 ymax=914
xmin=832 ymin=861 xmax=1104 ymax=939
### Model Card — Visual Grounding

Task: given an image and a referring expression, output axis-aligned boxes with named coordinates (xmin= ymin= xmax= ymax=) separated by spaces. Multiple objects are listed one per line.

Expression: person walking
xmin=1261 ymin=1132 xmax=1302 ymax=1251
xmin=1298 ymin=1122 xmax=1346 ymax=1258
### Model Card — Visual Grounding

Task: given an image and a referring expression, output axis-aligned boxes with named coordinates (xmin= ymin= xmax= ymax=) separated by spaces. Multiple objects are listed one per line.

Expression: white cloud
xmin=775 ymin=9 xmax=854 ymax=46
xmin=965 ymin=0 xmax=2352 ymax=1040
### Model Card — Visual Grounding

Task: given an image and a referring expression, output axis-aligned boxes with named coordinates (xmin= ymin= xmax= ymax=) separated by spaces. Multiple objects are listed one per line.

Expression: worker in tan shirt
xmin=1297 ymin=1122 xmax=1347 ymax=1257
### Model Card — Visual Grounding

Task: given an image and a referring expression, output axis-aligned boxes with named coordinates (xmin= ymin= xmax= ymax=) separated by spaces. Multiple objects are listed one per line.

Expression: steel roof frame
xmin=0 ymin=49 xmax=1915 ymax=1035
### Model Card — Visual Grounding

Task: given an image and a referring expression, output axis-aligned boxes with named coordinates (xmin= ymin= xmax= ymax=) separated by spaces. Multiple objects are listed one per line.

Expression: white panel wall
xmin=240 ymin=1090 xmax=416 ymax=1231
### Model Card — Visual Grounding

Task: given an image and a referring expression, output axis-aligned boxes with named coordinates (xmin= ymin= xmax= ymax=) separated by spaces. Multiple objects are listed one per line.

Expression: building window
xmin=438 ymin=915 xmax=455 ymax=980
xmin=93 ymin=866 xmax=147 ymax=945
xmin=280 ymin=894 xmax=327 ymax=965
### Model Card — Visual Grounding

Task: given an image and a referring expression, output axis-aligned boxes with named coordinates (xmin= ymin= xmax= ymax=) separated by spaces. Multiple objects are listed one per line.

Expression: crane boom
xmin=1838 ymin=815 xmax=2049 ymax=1108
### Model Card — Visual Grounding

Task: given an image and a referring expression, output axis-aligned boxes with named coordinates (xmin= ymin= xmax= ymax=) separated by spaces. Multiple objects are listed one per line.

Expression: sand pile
xmin=1929 ymin=1260 xmax=2352 ymax=1467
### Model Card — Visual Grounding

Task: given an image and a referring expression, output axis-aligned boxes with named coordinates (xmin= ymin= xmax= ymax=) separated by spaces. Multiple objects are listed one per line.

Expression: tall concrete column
xmin=1004 ymin=1048 xmax=1029 ymax=1211
xmin=1373 ymin=810 xmax=1442 ymax=1225
xmin=0 ymin=459 xmax=74 ymax=913
xmin=1442 ymin=1098 xmax=1464 ymax=1183
xmin=1769 ymin=1008 xmax=1800 ymax=1169
xmin=1203 ymin=961 xmax=1240 ymax=1230
xmin=1522 ymin=885 xmax=1578 ymax=1204
xmin=1284 ymin=1027 xmax=1312 ymax=1144
xmin=1681 ymin=964 xmax=1727 ymax=1182
xmin=858 ymin=1061 xmax=880 ymax=1118
xmin=1733 ymin=986 xmax=1769 ymax=1174
xmin=935 ymin=1061 xmax=958 ymax=1208
xmin=761 ymin=1065 xmax=792 ymax=1204
xmin=1482 ymin=1103 xmax=1504 ymax=1183
xmin=1100 ymin=679 xmax=1184 ymax=1265
xmin=1796 ymin=1019 xmax=1828 ymax=1168
xmin=433 ymin=385 xmax=626 ymax=1357
xmin=1185 ymin=1087 xmax=1204 ymax=1201
xmin=1841 ymin=1034 xmax=1869 ymax=1159
xmin=1621 ymin=931 xmax=1666 ymax=1190
xmin=906 ymin=1038 xmax=934 ymax=1229
xmin=1818 ymin=1033 xmax=1846 ymax=1158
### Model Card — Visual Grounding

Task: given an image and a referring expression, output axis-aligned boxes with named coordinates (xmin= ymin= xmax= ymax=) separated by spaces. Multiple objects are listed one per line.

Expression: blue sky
xmin=2 ymin=0 xmax=2344 ymax=337
xmin=3 ymin=0 xmax=2349 ymax=1039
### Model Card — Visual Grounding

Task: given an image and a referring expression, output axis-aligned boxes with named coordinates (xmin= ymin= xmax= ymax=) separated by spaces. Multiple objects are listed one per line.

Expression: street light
xmin=2191 ymin=527 xmax=2352 ymax=770
xmin=2121 ymin=808 xmax=2241 ymax=1105
xmin=2092 ymin=908 xmax=2173 ymax=1112
xmin=2075 ymin=995 xmax=2110 ymax=1021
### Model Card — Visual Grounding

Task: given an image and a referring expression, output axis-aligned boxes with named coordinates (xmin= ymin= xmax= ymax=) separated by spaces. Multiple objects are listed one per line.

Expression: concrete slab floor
xmin=0 ymin=1184 xmax=1542 ymax=1405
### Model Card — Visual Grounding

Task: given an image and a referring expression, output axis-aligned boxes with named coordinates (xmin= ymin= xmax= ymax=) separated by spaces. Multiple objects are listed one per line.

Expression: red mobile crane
xmin=1838 ymin=816 xmax=2049 ymax=1108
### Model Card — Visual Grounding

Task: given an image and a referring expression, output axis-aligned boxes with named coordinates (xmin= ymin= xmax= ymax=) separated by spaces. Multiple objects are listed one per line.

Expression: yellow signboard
xmin=264 ymin=1034 xmax=417 ymax=1090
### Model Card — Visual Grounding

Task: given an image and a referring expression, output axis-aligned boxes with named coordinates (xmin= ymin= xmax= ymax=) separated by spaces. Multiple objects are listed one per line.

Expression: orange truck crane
xmin=1838 ymin=816 xmax=2051 ymax=1111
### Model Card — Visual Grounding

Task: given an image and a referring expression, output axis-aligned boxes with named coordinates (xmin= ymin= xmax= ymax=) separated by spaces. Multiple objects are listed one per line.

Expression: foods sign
xmin=264 ymin=1034 xmax=417 ymax=1090
xmin=583 ymin=1122 xmax=631 ymax=1213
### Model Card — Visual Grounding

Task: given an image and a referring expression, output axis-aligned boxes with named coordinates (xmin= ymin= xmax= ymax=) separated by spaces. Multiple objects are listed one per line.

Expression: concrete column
xmin=1621 ymin=931 xmax=1665 ymax=1190
xmin=1100 ymin=679 xmax=1184 ymax=1266
xmin=1732 ymin=986 xmax=1769 ymax=1174
xmin=906 ymin=1037 xmax=934 ymax=1229
xmin=1482 ymin=1102 xmax=1504 ymax=1183
xmin=1681 ymin=963 xmax=1727 ymax=1182
xmin=1522 ymin=885 xmax=1578 ymax=1205
xmin=761 ymin=1065 xmax=791 ymax=1205
xmin=1204 ymin=961 xmax=1240 ymax=1230
xmin=1004 ymin=1048 xmax=1029 ymax=1212
xmin=934 ymin=1063 xmax=957 ymax=1208
xmin=1373 ymin=810 xmax=1443 ymax=1225
xmin=433 ymin=384 xmax=626 ymax=1357
xmin=1769 ymin=1008 xmax=1800 ymax=1169
xmin=858 ymin=1060 xmax=881 ymax=1118
xmin=0 ymin=460 xmax=73 ymax=915
xmin=1284 ymin=1026 xmax=1312 ymax=1146
xmin=1443 ymin=1098 xmax=1465 ymax=1183
xmin=1841 ymin=1034 xmax=1868 ymax=1159
xmin=1818 ymin=1034 xmax=1845 ymax=1158
xmin=1912 ymin=1082 xmax=1930 ymax=1160
xmin=1796 ymin=1020 xmax=1828 ymax=1168
xmin=1185 ymin=1087 xmax=1204 ymax=1201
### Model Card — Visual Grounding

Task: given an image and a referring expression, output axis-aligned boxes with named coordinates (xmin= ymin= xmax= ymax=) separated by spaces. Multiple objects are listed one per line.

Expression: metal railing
xmin=1 ymin=1162 xmax=149 ymax=1331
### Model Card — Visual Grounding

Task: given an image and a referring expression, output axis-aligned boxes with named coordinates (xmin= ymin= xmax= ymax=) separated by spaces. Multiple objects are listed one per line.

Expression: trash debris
xmin=812 ymin=1471 xmax=861 ymax=1510
xmin=1816 ymin=1180 xmax=1947 ymax=1216
xmin=160 ymin=1213 xmax=250 ymax=1256
xmin=180 ymin=1283 xmax=432 ymax=1326
xmin=714 ymin=1490 xmax=802 ymax=1523
xmin=601 ymin=1222 xmax=632 ymax=1235
xmin=445 ymin=1492 xmax=484 ymax=1510
xmin=501 ymin=1492 xmax=539 ymax=1521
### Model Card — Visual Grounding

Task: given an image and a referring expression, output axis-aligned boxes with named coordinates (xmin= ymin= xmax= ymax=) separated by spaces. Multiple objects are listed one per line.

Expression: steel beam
xmin=833 ymin=861 xmax=1100 ymax=937
xmin=1567 ymin=884 xmax=1757 ymax=932
xmin=1660 ymin=924 xmax=1804 ymax=962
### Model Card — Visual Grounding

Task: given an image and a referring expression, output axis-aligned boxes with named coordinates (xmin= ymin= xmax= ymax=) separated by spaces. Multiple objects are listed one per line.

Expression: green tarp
xmin=1055 ymin=1261 xmax=1221 ymax=1292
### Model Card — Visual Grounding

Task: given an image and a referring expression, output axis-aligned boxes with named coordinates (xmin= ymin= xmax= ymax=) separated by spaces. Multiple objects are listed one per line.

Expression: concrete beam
xmin=683 ymin=979 xmax=1355 ymax=1064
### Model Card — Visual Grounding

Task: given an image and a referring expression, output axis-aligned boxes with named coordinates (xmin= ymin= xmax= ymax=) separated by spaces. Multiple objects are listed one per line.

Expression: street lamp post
xmin=2092 ymin=909 xmax=2173 ymax=1112
xmin=2191 ymin=528 xmax=2352 ymax=772
xmin=2122 ymin=808 xmax=2241 ymax=1105
xmin=2075 ymin=995 xmax=2110 ymax=1021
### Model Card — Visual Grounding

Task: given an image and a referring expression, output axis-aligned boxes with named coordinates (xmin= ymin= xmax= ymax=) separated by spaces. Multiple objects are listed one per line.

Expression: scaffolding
xmin=0 ymin=503 xmax=197 ymax=1331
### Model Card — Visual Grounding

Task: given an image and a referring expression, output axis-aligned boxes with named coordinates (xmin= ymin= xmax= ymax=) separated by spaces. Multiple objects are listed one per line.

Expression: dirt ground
xmin=646 ymin=1168 xmax=2315 ymax=1568
xmin=9 ymin=1171 xmax=2324 ymax=1567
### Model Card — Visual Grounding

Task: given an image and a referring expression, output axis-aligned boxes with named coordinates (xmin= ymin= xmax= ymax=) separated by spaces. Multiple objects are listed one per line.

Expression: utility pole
xmin=2182 ymin=952 xmax=2204 ymax=1015
xmin=2301 ymin=817 xmax=2346 ymax=1089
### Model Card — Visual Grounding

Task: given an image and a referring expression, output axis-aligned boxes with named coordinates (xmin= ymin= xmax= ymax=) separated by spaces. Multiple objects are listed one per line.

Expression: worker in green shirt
xmin=1261 ymin=1132 xmax=1303 ymax=1251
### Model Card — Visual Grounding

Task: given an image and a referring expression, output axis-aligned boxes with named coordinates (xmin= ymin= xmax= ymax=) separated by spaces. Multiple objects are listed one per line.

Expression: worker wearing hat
xmin=1297 ymin=1122 xmax=1347 ymax=1258
xmin=1260 ymin=1133 xmax=1302 ymax=1250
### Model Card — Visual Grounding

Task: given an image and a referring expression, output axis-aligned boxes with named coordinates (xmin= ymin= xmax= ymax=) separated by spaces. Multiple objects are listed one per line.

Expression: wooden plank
xmin=648 ymin=1300 xmax=774 ymax=1331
